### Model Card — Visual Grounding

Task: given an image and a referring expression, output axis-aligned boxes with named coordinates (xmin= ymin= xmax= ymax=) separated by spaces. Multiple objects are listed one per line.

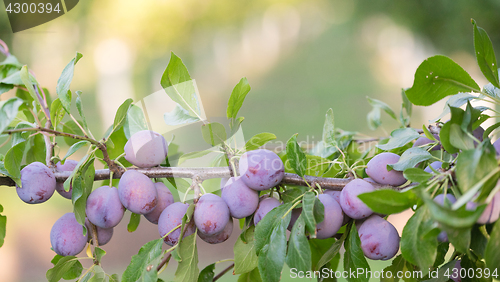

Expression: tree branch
xmin=213 ymin=263 xmax=234 ymax=281
xmin=0 ymin=166 xmax=399 ymax=190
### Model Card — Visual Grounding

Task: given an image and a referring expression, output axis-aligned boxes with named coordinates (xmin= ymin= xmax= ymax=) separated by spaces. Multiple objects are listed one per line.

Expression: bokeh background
xmin=1 ymin=0 xmax=500 ymax=281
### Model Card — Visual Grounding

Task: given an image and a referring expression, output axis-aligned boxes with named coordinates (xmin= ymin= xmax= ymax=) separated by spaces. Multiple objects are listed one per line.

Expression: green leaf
xmin=124 ymin=104 xmax=148 ymax=139
xmin=343 ymin=223 xmax=370 ymax=282
xmin=94 ymin=247 xmax=106 ymax=262
xmin=27 ymin=133 xmax=46 ymax=164
xmin=75 ymin=91 xmax=89 ymax=132
xmin=257 ymin=210 xmax=290 ymax=282
xmin=0 ymin=204 xmax=6 ymax=248
xmin=286 ymin=134 xmax=307 ymax=177
xmin=238 ymin=268 xmax=262 ymax=282
xmin=122 ymin=238 xmax=163 ymax=282
xmin=244 ymin=133 xmax=276 ymax=151
xmin=377 ymin=128 xmax=420 ymax=150
xmin=234 ymin=226 xmax=258 ymax=274
xmin=0 ymin=97 xmax=23 ymax=134
xmin=286 ymin=214 xmax=311 ymax=272
xmin=381 ymin=255 xmax=405 ymax=282
xmin=56 ymin=53 xmax=82 ymax=113
xmin=449 ymin=123 xmax=474 ymax=150
xmin=201 ymin=122 xmax=227 ymax=146
xmin=455 ymin=145 xmax=498 ymax=194
xmin=367 ymin=97 xmax=397 ymax=120
xmin=403 ymin=168 xmax=432 ymax=183
xmin=19 ymin=66 xmax=39 ymax=103
xmin=406 ymin=55 xmax=480 ymax=106
xmin=367 ymin=104 xmax=382 ymax=130
xmin=281 ymin=186 xmax=307 ymax=204
xmin=127 ymin=213 xmax=141 ymax=233
xmin=49 ymin=255 xmax=84 ymax=280
xmin=160 ymin=52 xmax=201 ymax=118
xmin=55 ymin=120 xmax=83 ymax=146
xmin=62 ymin=141 xmax=90 ymax=162
xmin=72 ymin=157 xmax=96 ymax=226
xmin=485 ymin=218 xmax=500 ymax=272
xmin=5 ymin=141 xmax=26 ymax=180
xmin=390 ymin=147 xmax=433 ymax=171
xmin=227 ymin=77 xmax=251 ymax=119
xmin=0 ymin=83 xmax=13 ymax=95
xmin=472 ymin=19 xmax=499 ymax=88
xmin=50 ymin=98 xmax=66 ymax=130
xmin=197 ymin=263 xmax=215 ymax=282
xmin=112 ymin=98 xmax=133 ymax=134
xmin=302 ymin=192 xmax=319 ymax=238
xmin=164 ymin=104 xmax=200 ymax=126
xmin=46 ymin=256 xmax=82 ymax=282
xmin=322 ymin=108 xmax=335 ymax=145
xmin=174 ymin=233 xmax=199 ymax=282
xmin=88 ymin=265 xmax=106 ymax=282
xmin=401 ymin=89 xmax=412 ymax=116
xmin=1 ymin=69 xmax=36 ymax=85
xmin=316 ymin=229 xmax=347 ymax=271
xmin=400 ymin=206 xmax=438 ymax=273
xmin=254 ymin=203 xmax=293 ymax=254
xmin=358 ymin=189 xmax=418 ymax=215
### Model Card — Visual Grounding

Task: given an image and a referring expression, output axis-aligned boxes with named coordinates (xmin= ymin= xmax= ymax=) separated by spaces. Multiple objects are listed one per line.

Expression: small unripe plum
xmin=466 ymin=191 xmax=500 ymax=224
xmin=16 ymin=162 xmax=56 ymax=204
xmin=158 ymin=202 xmax=195 ymax=246
xmin=339 ymin=179 xmax=375 ymax=219
xmin=473 ymin=126 xmax=485 ymax=143
xmin=144 ymin=182 xmax=175 ymax=224
xmin=124 ymin=130 xmax=168 ymax=168
xmin=451 ymin=261 xmax=462 ymax=282
xmin=316 ymin=194 xmax=344 ymax=239
xmin=86 ymin=186 xmax=125 ymax=228
xmin=254 ymin=197 xmax=282 ymax=225
xmin=493 ymin=139 xmax=500 ymax=155
xmin=434 ymin=194 xmax=456 ymax=242
xmin=434 ymin=194 xmax=456 ymax=206
xmin=198 ymin=218 xmax=233 ymax=244
xmin=85 ymin=219 xmax=114 ymax=246
xmin=366 ymin=153 xmax=407 ymax=186
xmin=221 ymin=176 xmax=259 ymax=219
xmin=424 ymin=161 xmax=442 ymax=173
xmin=55 ymin=160 xmax=78 ymax=199
xmin=194 ymin=194 xmax=230 ymax=236
xmin=239 ymin=149 xmax=285 ymax=191
xmin=358 ymin=215 xmax=400 ymax=260
xmin=50 ymin=213 xmax=88 ymax=256
xmin=118 ymin=170 xmax=158 ymax=214
xmin=323 ymin=190 xmax=341 ymax=203
xmin=413 ymin=135 xmax=440 ymax=151
xmin=287 ymin=208 xmax=302 ymax=231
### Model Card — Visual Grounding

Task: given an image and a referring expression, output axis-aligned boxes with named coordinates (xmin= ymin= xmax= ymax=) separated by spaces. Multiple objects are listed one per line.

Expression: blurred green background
xmin=1 ymin=0 xmax=500 ymax=281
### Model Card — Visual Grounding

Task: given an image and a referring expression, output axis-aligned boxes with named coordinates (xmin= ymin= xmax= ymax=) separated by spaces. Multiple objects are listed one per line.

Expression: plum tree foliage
xmin=1 ymin=19 xmax=500 ymax=282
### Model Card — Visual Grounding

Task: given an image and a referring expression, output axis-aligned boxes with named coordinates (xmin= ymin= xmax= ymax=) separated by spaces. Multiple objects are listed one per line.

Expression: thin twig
xmin=156 ymin=253 xmax=172 ymax=272
xmin=3 ymin=127 xmax=99 ymax=145
xmin=213 ymin=263 xmax=234 ymax=281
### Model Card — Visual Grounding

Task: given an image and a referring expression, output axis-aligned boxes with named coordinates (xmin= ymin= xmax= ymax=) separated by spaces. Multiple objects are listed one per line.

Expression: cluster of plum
xmin=17 ymin=126 xmax=500 ymax=262
xmin=412 ymin=132 xmax=500 ymax=238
